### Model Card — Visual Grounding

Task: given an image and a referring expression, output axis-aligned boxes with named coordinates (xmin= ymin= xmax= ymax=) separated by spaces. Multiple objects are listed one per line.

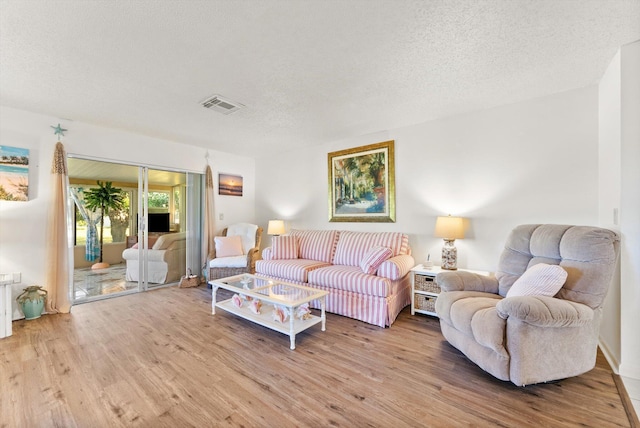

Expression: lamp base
xmin=441 ymin=239 xmax=458 ymax=270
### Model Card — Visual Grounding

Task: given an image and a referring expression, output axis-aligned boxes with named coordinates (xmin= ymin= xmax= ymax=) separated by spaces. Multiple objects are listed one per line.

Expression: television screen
xmin=148 ymin=212 xmax=170 ymax=233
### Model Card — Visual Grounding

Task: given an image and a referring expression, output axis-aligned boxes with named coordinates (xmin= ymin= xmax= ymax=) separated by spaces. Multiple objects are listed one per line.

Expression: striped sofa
xmin=255 ymin=230 xmax=415 ymax=327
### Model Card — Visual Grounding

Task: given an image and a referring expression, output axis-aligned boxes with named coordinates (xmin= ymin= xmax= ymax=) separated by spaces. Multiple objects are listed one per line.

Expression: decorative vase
xmin=16 ymin=285 xmax=47 ymax=320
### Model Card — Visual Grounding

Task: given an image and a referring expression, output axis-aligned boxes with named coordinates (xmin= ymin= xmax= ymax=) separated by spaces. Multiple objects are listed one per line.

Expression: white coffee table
xmin=209 ymin=274 xmax=328 ymax=350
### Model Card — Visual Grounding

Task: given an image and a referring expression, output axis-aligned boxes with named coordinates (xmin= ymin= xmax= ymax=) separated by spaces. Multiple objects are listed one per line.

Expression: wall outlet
xmin=613 ymin=208 xmax=619 ymax=225
xmin=219 ymin=213 xmax=224 ymax=220
xmin=12 ymin=272 xmax=21 ymax=283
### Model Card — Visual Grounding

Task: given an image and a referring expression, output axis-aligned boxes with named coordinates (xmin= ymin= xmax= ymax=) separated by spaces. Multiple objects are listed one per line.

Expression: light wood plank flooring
xmin=1 ymin=285 xmax=632 ymax=427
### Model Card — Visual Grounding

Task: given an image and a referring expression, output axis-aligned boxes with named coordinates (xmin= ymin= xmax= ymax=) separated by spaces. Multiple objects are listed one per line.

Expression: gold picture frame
xmin=328 ymin=140 xmax=395 ymax=222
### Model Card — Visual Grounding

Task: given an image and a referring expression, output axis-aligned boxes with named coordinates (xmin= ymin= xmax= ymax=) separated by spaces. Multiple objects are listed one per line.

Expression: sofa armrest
xmin=247 ymin=247 xmax=260 ymax=272
xmin=378 ymin=254 xmax=415 ymax=280
xmin=261 ymin=247 xmax=273 ymax=261
xmin=496 ymin=296 xmax=594 ymax=328
xmin=437 ymin=271 xmax=498 ymax=294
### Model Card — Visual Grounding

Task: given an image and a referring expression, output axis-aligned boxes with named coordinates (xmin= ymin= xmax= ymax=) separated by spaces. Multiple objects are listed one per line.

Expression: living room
xmin=1 ymin=1 xmax=639 ymax=425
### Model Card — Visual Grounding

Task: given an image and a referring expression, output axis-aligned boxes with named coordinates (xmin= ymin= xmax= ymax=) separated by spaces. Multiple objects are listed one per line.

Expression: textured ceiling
xmin=1 ymin=0 xmax=639 ymax=159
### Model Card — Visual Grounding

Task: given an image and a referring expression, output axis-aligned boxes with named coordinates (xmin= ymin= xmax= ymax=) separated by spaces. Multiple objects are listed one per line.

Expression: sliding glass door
xmin=68 ymin=157 xmax=201 ymax=303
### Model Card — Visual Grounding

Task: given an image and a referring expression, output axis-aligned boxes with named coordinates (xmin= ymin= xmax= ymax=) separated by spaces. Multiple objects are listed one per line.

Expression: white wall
xmin=619 ymin=40 xmax=640 ymax=380
xmin=256 ymin=86 xmax=599 ymax=272
xmin=598 ymin=50 xmax=622 ymax=368
xmin=0 ymin=106 xmax=256 ymax=319
xmin=596 ymin=41 xmax=640 ymax=380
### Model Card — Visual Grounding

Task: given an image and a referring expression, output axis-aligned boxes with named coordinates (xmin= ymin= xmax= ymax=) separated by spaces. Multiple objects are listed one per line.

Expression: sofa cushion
xmin=152 ymin=232 xmax=186 ymax=250
xmin=436 ymin=291 xmax=507 ymax=356
xmin=209 ymin=255 xmax=247 ymax=268
xmin=359 ymin=246 xmax=393 ymax=274
xmin=308 ymin=265 xmax=392 ymax=297
xmin=289 ymin=229 xmax=339 ymax=263
xmin=272 ymin=235 xmax=298 ymax=260
xmin=255 ymin=259 xmax=330 ymax=283
xmin=333 ymin=231 xmax=409 ymax=267
xmin=215 ymin=235 xmax=244 ymax=257
xmin=506 ymin=263 xmax=567 ymax=298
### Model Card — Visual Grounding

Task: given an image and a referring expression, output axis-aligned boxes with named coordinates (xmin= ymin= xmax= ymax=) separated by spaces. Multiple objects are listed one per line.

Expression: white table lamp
xmin=267 ymin=220 xmax=285 ymax=236
xmin=434 ymin=215 xmax=465 ymax=270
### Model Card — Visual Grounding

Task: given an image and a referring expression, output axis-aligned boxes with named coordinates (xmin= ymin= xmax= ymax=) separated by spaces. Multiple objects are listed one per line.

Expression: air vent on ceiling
xmin=200 ymin=94 xmax=244 ymax=115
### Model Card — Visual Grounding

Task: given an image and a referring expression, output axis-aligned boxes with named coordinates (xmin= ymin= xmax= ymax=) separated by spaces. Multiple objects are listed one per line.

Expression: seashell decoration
xmin=296 ymin=303 xmax=311 ymax=320
xmin=272 ymin=305 xmax=289 ymax=323
xmin=232 ymin=294 xmax=243 ymax=308
xmin=249 ymin=299 xmax=262 ymax=315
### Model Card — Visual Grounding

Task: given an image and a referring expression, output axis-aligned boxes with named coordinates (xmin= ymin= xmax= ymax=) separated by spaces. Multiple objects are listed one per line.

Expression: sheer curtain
xmin=201 ymin=165 xmax=215 ymax=279
xmin=45 ymin=142 xmax=72 ymax=313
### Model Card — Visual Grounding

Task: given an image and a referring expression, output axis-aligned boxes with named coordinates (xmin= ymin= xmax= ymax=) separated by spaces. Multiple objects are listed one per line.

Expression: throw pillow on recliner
xmin=506 ymin=263 xmax=568 ymax=298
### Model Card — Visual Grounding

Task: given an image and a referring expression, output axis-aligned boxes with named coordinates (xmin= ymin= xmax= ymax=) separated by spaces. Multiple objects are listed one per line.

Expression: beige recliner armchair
xmin=435 ymin=224 xmax=620 ymax=386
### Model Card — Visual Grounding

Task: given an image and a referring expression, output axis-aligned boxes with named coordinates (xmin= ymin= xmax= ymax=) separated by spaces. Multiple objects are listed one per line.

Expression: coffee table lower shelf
xmin=215 ymin=298 xmax=325 ymax=350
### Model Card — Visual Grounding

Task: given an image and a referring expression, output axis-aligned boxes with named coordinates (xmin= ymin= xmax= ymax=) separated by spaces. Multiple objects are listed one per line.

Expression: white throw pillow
xmin=507 ymin=263 xmax=568 ymax=298
xmin=359 ymin=246 xmax=393 ymax=275
xmin=214 ymin=235 xmax=244 ymax=258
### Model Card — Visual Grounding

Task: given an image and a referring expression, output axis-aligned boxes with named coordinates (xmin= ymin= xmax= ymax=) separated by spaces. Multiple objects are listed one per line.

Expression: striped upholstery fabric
xmin=333 ymin=231 xmax=409 ymax=267
xmin=306 ymin=276 xmax=412 ymax=327
xmin=359 ymin=246 xmax=393 ymax=274
xmin=261 ymin=247 xmax=273 ymax=260
xmin=271 ymin=235 xmax=299 ymax=260
xmin=378 ymin=254 xmax=415 ymax=280
xmin=289 ymin=229 xmax=340 ymax=263
xmin=308 ymin=265 xmax=391 ymax=297
xmin=255 ymin=259 xmax=329 ymax=283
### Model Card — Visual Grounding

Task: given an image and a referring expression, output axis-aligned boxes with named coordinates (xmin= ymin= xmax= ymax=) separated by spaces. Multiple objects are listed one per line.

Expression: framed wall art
xmin=218 ymin=173 xmax=243 ymax=196
xmin=328 ymin=140 xmax=395 ymax=222
xmin=0 ymin=145 xmax=29 ymax=201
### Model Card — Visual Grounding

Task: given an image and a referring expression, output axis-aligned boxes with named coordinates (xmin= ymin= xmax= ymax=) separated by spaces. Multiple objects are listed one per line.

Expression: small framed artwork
xmin=0 ymin=145 xmax=29 ymax=201
xmin=218 ymin=173 xmax=243 ymax=197
xmin=328 ymin=140 xmax=395 ymax=222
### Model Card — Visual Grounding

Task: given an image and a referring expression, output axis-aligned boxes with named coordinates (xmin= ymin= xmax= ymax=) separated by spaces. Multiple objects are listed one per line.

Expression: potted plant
xmin=16 ymin=285 xmax=47 ymax=320
xmin=84 ymin=180 xmax=125 ymax=269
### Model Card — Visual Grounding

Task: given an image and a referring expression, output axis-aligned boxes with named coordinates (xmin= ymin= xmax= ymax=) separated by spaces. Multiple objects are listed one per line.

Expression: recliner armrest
xmin=496 ymin=296 xmax=594 ymax=327
xmin=437 ymin=271 xmax=498 ymax=294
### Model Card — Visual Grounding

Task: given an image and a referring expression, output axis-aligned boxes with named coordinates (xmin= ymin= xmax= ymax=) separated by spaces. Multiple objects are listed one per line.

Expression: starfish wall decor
xmin=51 ymin=123 xmax=68 ymax=138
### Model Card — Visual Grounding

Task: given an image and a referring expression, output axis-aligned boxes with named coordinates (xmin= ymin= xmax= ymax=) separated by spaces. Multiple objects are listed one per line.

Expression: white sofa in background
xmin=121 ymin=232 xmax=186 ymax=284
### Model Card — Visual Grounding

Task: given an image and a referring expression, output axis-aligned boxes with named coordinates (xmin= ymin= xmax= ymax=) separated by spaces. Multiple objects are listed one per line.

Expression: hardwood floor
xmin=1 ymin=285 xmax=632 ymax=427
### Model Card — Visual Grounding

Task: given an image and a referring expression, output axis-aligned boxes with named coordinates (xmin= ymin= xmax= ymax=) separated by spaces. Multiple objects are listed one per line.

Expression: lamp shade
xmin=434 ymin=216 xmax=465 ymax=240
xmin=267 ymin=220 xmax=285 ymax=235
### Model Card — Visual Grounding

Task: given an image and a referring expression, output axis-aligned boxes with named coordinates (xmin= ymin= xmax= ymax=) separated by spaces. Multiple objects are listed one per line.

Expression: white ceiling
xmin=67 ymin=158 xmax=186 ymax=187
xmin=1 ymin=1 xmax=639 ymax=159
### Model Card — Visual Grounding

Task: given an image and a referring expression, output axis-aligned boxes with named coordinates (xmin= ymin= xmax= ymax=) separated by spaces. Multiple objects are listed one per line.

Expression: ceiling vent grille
xmin=201 ymin=94 xmax=244 ymax=115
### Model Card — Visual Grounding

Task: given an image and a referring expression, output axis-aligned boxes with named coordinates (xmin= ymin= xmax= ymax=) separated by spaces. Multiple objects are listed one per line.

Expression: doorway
xmin=67 ymin=157 xmax=201 ymax=303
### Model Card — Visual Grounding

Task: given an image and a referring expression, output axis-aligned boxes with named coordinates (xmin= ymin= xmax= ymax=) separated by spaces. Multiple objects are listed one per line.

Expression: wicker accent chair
xmin=207 ymin=223 xmax=263 ymax=280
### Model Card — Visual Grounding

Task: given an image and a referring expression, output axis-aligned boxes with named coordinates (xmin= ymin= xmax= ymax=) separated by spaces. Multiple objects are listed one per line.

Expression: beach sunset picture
xmin=0 ymin=145 xmax=29 ymax=201
xmin=218 ymin=173 xmax=243 ymax=196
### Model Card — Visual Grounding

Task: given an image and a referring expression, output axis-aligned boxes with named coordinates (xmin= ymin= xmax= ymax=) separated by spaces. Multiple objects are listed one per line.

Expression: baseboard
xmin=612 ymin=374 xmax=640 ymax=428
xmin=600 ymin=338 xmax=621 ymax=374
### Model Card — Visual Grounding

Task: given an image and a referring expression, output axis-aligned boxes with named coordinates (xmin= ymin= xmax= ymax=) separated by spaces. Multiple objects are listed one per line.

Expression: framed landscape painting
xmin=328 ymin=140 xmax=395 ymax=222
xmin=0 ymin=145 xmax=29 ymax=201
xmin=218 ymin=173 xmax=243 ymax=196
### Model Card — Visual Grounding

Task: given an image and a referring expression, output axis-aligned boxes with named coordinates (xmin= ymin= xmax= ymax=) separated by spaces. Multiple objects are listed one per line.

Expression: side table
xmin=411 ymin=265 xmax=490 ymax=318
